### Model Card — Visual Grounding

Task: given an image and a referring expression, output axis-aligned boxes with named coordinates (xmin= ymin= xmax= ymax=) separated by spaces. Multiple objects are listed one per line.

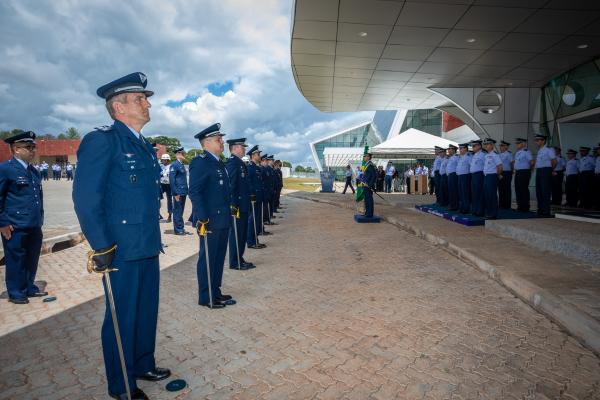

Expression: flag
xmin=355 ymin=145 xmax=369 ymax=202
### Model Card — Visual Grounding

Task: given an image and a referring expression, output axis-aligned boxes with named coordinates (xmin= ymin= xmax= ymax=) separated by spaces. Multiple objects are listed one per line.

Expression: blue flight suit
xmin=72 ymin=120 xmax=162 ymax=396
xmin=363 ymin=161 xmax=376 ymax=217
xmin=189 ymin=151 xmax=230 ymax=305
xmin=0 ymin=158 xmax=44 ymax=301
xmin=226 ymin=155 xmax=250 ymax=268
xmin=247 ymin=161 xmax=264 ymax=245
xmin=169 ymin=159 xmax=188 ymax=233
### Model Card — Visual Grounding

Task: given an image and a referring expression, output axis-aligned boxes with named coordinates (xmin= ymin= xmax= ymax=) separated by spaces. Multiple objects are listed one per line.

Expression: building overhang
xmin=291 ymin=0 xmax=600 ymax=112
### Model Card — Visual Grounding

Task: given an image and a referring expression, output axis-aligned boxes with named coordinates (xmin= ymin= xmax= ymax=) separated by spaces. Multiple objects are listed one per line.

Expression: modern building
xmin=291 ymin=0 xmax=600 ymax=150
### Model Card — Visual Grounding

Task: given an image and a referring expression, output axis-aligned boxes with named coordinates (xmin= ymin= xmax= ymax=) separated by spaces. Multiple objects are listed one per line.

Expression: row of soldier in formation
xmin=431 ymin=135 xmax=600 ymax=219
xmin=31 ymin=161 xmax=74 ymax=180
xmin=0 ymin=72 xmax=286 ymax=399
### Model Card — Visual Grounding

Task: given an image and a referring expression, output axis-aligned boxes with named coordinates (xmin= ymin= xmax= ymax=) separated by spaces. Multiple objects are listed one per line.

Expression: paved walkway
xmin=1 ymin=197 xmax=599 ymax=399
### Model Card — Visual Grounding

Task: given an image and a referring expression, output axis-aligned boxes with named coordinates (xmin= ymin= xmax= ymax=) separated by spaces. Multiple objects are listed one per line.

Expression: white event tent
xmin=370 ymin=128 xmax=459 ymax=160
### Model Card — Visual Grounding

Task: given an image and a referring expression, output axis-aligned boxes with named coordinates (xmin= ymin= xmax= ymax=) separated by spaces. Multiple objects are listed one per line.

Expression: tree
xmin=0 ymin=129 xmax=24 ymax=140
xmin=305 ymin=166 xmax=315 ymax=173
xmin=148 ymin=136 xmax=182 ymax=154
xmin=184 ymin=148 xmax=203 ymax=164
xmin=64 ymin=127 xmax=81 ymax=139
xmin=282 ymin=161 xmax=292 ymax=168
xmin=294 ymin=165 xmax=305 ymax=173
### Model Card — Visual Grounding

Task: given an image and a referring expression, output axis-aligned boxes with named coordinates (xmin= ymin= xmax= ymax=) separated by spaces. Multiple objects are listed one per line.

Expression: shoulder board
xmin=94 ymin=125 xmax=113 ymax=132
xmin=199 ymin=152 xmax=207 ymax=158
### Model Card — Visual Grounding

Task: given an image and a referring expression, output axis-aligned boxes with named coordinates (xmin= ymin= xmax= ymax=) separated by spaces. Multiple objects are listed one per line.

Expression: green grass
xmin=283 ymin=177 xmax=321 ymax=192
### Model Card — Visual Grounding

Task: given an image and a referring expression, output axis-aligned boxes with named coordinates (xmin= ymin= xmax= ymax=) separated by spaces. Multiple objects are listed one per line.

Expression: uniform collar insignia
xmin=124 ymin=153 xmax=134 ymax=158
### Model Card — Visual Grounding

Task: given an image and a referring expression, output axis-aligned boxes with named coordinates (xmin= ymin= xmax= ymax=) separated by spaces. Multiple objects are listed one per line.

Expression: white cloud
xmin=0 ymin=0 xmax=374 ymax=166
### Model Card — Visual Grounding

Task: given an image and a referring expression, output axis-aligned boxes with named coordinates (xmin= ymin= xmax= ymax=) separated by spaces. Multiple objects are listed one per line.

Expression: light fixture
xmin=358 ymin=32 xmax=368 ymax=37
xmin=466 ymin=38 xmax=476 ymax=43
xmin=577 ymin=44 xmax=589 ymax=49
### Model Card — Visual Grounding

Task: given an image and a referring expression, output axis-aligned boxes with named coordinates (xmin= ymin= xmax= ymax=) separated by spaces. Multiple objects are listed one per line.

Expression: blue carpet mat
xmin=354 ymin=214 xmax=381 ymax=223
xmin=415 ymin=204 xmax=547 ymax=226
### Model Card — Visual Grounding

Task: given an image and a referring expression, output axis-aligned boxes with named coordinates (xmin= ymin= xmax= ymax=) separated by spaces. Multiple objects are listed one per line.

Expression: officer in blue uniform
xmin=189 ymin=123 xmax=236 ymax=309
xmin=469 ymin=140 xmax=485 ymax=216
xmin=246 ymin=145 xmax=266 ymax=249
xmin=565 ymin=149 xmax=579 ymax=207
xmin=446 ymin=144 xmax=459 ymax=210
xmin=438 ymin=148 xmax=449 ymax=206
xmin=534 ymin=134 xmax=557 ymax=216
xmin=267 ymin=155 xmax=277 ymax=220
xmin=0 ymin=131 xmax=46 ymax=304
xmin=273 ymin=160 xmax=284 ymax=212
xmin=260 ymin=154 xmax=274 ymax=229
xmin=169 ymin=147 xmax=190 ymax=235
xmin=578 ymin=146 xmax=595 ymax=209
xmin=225 ymin=138 xmax=255 ymax=270
xmin=482 ymin=138 xmax=503 ymax=219
xmin=361 ymin=151 xmax=376 ymax=217
xmin=498 ymin=141 xmax=513 ymax=209
xmin=551 ymin=146 xmax=565 ymax=206
xmin=513 ymin=138 xmax=533 ymax=212
xmin=456 ymin=143 xmax=472 ymax=214
xmin=72 ymin=72 xmax=170 ymax=400
xmin=432 ymin=147 xmax=442 ymax=204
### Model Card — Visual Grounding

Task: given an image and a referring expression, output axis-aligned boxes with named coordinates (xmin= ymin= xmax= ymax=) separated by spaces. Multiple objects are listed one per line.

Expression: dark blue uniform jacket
xmin=169 ymin=159 xmax=188 ymax=196
xmin=363 ymin=162 xmax=376 ymax=189
xmin=225 ymin=155 xmax=250 ymax=213
xmin=247 ymin=162 xmax=264 ymax=203
xmin=189 ymin=152 xmax=231 ymax=230
xmin=0 ymin=158 xmax=44 ymax=228
xmin=72 ymin=120 xmax=162 ymax=261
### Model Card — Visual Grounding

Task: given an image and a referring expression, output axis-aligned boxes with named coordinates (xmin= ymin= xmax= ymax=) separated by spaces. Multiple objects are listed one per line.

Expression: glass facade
xmin=400 ymin=109 xmax=442 ymax=136
xmin=543 ymin=55 xmax=600 ymax=121
xmin=312 ymin=123 xmax=382 ymax=179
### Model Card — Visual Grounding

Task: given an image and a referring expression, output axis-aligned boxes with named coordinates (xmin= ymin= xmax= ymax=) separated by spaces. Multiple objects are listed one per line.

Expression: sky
xmin=0 ymin=0 xmax=373 ymax=166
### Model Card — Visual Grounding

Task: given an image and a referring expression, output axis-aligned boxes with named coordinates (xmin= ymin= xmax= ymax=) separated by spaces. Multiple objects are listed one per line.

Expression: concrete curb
xmin=0 ymin=231 xmax=85 ymax=264
xmin=290 ymin=193 xmax=600 ymax=356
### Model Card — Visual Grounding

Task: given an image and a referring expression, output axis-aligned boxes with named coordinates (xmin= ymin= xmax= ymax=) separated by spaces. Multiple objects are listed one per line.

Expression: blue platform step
xmin=354 ymin=214 xmax=381 ymax=223
xmin=415 ymin=204 xmax=546 ymax=226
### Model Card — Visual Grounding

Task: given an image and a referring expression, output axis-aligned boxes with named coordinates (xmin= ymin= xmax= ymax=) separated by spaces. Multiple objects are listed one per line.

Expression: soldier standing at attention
xmin=551 ymin=146 xmax=566 ymax=206
xmin=260 ymin=155 xmax=273 ymax=230
xmin=432 ymin=147 xmax=442 ymax=202
xmin=469 ymin=140 xmax=485 ymax=216
xmin=361 ymin=150 xmax=376 ymax=218
xmin=65 ymin=161 xmax=74 ymax=181
xmin=225 ymin=138 xmax=255 ymax=270
xmin=246 ymin=145 xmax=266 ymax=249
xmin=73 ymin=72 xmax=170 ymax=400
xmin=189 ymin=123 xmax=236 ymax=309
xmin=267 ymin=155 xmax=277 ymax=221
xmin=0 ymin=131 xmax=46 ymax=305
xmin=456 ymin=143 xmax=471 ymax=214
xmin=482 ymin=139 xmax=503 ymax=219
xmin=533 ymin=134 xmax=557 ymax=216
xmin=498 ymin=141 xmax=513 ymax=209
xmin=513 ymin=138 xmax=533 ymax=212
xmin=578 ymin=146 xmax=595 ymax=209
xmin=438 ymin=148 xmax=448 ymax=206
xmin=159 ymin=153 xmax=173 ymax=222
xmin=40 ymin=161 xmax=49 ymax=181
xmin=446 ymin=144 xmax=459 ymax=210
xmin=273 ymin=160 xmax=284 ymax=211
xmin=169 ymin=147 xmax=190 ymax=235
xmin=564 ymin=149 xmax=579 ymax=207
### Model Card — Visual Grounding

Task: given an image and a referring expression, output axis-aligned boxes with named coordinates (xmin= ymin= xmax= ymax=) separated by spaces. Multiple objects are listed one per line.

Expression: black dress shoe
xmin=110 ymin=388 xmax=149 ymax=399
xmin=262 ymin=231 xmax=273 ymax=235
xmin=199 ymin=301 xmax=226 ymax=309
xmin=9 ymin=298 xmax=29 ymax=305
xmin=27 ymin=291 xmax=48 ymax=297
xmin=217 ymin=294 xmax=232 ymax=301
xmin=230 ymin=265 xmax=251 ymax=270
xmin=137 ymin=367 xmax=171 ymax=382
xmin=242 ymin=261 xmax=256 ymax=269
xmin=248 ymin=244 xmax=266 ymax=249
xmin=222 ymin=299 xmax=237 ymax=306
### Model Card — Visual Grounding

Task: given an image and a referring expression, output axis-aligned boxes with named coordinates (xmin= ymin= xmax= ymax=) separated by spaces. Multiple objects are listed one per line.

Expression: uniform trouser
xmin=197 ymin=228 xmax=228 ymax=304
xmin=229 ymin=211 xmax=248 ymax=267
xmin=458 ymin=173 xmax=471 ymax=213
xmin=342 ymin=177 xmax=355 ymax=194
xmin=429 ymin=176 xmax=435 ymax=195
xmin=470 ymin=171 xmax=484 ymax=215
xmin=270 ymin=196 xmax=275 ymax=218
xmin=384 ymin=175 xmax=392 ymax=193
xmin=579 ymin=170 xmax=594 ymax=209
xmin=161 ymin=184 xmax=173 ymax=214
xmin=565 ymin=174 xmax=579 ymax=207
xmin=595 ymin=173 xmax=600 ymax=209
xmin=536 ymin=167 xmax=552 ymax=215
xmin=247 ymin=199 xmax=262 ymax=245
xmin=102 ymin=255 xmax=159 ymax=396
xmin=448 ymin=172 xmax=459 ymax=210
xmin=274 ymin=189 xmax=282 ymax=211
xmin=172 ymin=195 xmax=186 ymax=233
xmin=483 ymin=174 xmax=499 ymax=218
xmin=514 ymin=169 xmax=531 ymax=212
xmin=499 ymin=171 xmax=513 ymax=208
xmin=407 ymin=176 xmax=412 ymax=194
xmin=2 ymin=227 xmax=42 ymax=300
xmin=262 ymin=197 xmax=271 ymax=223
xmin=364 ymin=188 xmax=374 ymax=217
xmin=551 ymin=171 xmax=564 ymax=205
xmin=440 ymin=174 xmax=449 ymax=206
xmin=66 ymin=171 xmax=73 ymax=181
xmin=42 ymin=171 xmax=48 ymax=180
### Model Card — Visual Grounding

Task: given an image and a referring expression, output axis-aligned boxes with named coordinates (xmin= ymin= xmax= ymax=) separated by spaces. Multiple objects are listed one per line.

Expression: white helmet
xmin=160 ymin=154 xmax=171 ymax=160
